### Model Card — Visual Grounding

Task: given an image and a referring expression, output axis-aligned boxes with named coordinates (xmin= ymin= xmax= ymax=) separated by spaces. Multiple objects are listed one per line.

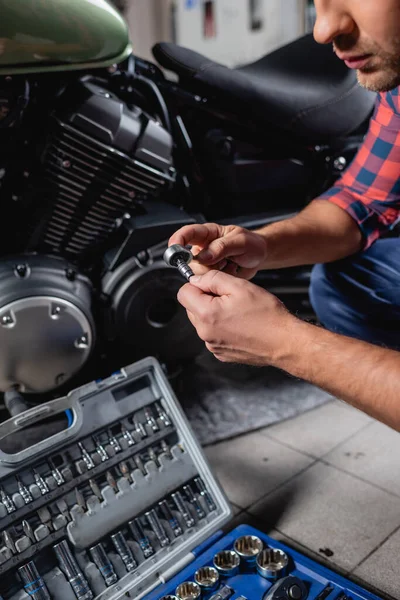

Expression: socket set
xmin=0 ymin=358 xmax=230 ymax=600
xmin=148 ymin=526 xmax=382 ymax=600
xmin=0 ymin=358 xmax=382 ymax=600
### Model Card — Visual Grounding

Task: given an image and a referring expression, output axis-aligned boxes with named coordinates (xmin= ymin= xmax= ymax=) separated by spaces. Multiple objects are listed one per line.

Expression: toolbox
xmin=0 ymin=357 xmax=382 ymax=600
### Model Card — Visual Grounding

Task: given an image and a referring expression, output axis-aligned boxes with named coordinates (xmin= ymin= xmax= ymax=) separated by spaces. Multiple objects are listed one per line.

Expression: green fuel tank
xmin=0 ymin=0 xmax=132 ymax=75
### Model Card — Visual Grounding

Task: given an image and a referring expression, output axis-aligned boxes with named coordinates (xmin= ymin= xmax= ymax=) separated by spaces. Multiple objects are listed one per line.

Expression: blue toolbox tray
xmin=146 ymin=524 xmax=381 ymax=600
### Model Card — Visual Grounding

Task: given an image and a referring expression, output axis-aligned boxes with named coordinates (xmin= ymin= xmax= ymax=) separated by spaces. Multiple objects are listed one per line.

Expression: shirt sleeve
xmin=318 ymin=91 xmax=400 ymax=249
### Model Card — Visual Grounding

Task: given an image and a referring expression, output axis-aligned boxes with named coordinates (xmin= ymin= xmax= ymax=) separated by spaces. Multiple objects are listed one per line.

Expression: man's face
xmin=313 ymin=0 xmax=400 ymax=92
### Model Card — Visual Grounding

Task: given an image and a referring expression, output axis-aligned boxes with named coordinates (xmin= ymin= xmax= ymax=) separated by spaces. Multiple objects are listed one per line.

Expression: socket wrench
xmin=194 ymin=566 xmax=220 ymax=591
xmin=213 ymin=550 xmax=240 ymax=577
xmin=175 ymin=581 xmax=201 ymax=600
xmin=256 ymin=548 xmax=289 ymax=581
xmin=234 ymin=535 xmax=263 ymax=565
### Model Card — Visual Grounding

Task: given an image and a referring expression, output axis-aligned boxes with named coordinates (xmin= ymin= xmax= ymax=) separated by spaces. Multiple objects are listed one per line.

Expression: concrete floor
xmin=204 ymin=399 xmax=400 ymax=600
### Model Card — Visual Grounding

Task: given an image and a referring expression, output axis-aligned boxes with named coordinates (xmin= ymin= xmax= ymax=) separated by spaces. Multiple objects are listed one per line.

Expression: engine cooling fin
xmin=30 ymin=119 xmax=172 ymax=261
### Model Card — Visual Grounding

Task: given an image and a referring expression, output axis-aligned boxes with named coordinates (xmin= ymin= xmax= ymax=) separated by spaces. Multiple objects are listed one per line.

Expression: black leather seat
xmin=153 ymin=34 xmax=376 ymax=142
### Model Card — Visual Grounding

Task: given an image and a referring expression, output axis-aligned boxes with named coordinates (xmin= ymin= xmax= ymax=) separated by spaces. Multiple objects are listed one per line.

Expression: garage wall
xmin=125 ymin=0 xmax=306 ymax=67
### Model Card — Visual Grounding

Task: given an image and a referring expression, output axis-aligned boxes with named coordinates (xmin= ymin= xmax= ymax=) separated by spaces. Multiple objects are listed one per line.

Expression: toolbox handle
xmin=0 ymin=395 xmax=83 ymax=466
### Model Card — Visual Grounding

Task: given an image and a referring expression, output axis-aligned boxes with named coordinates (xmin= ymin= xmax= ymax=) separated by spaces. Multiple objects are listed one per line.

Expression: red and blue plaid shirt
xmin=320 ymin=88 xmax=400 ymax=248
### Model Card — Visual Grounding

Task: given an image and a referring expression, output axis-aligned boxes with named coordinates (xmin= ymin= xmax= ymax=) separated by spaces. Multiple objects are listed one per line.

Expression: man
xmin=169 ymin=0 xmax=400 ymax=432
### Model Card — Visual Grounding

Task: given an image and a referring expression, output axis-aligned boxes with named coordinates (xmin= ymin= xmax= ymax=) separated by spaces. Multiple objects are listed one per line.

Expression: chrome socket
xmin=213 ymin=550 xmax=240 ymax=577
xmin=194 ymin=566 xmax=220 ymax=591
xmin=234 ymin=535 xmax=263 ymax=565
xmin=175 ymin=581 xmax=201 ymax=600
xmin=256 ymin=548 xmax=289 ymax=580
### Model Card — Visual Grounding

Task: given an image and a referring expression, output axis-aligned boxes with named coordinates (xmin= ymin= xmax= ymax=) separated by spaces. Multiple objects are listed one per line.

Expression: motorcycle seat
xmin=153 ymin=34 xmax=376 ymax=142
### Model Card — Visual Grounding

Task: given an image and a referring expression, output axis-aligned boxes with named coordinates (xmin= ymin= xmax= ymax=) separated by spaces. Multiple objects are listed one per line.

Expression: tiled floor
xmin=204 ymin=399 xmax=400 ymax=600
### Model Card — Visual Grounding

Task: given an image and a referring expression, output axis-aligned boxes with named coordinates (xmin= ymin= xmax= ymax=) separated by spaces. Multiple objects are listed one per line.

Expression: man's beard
xmin=334 ymin=38 xmax=400 ymax=92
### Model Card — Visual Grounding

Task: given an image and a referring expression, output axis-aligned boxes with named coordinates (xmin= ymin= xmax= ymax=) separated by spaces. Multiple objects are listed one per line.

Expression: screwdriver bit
xmin=89 ymin=478 xmax=103 ymax=501
xmin=154 ymin=402 xmax=172 ymax=427
xmin=119 ymin=462 xmax=133 ymax=484
xmin=16 ymin=475 xmax=33 ymax=504
xmin=148 ymin=446 xmax=160 ymax=467
xmin=144 ymin=406 xmax=159 ymax=433
xmin=106 ymin=471 xmax=118 ymax=493
xmin=0 ymin=487 xmax=16 ymax=513
xmin=22 ymin=520 xmax=35 ymax=544
xmin=57 ymin=499 xmax=72 ymax=522
xmin=128 ymin=518 xmax=155 ymax=558
xmin=49 ymin=458 xmax=64 ymax=486
xmin=133 ymin=454 xmax=146 ymax=475
xmin=3 ymin=530 xmax=16 ymax=554
xmin=33 ymin=469 xmax=49 ymax=495
xmin=121 ymin=424 xmax=135 ymax=446
xmin=38 ymin=507 xmax=54 ymax=532
xmin=75 ymin=487 xmax=87 ymax=512
xmin=108 ymin=431 xmax=122 ymax=453
xmin=78 ymin=442 xmax=95 ymax=470
xmin=160 ymin=440 xmax=172 ymax=459
xmin=93 ymin=435 xmax=109 ymax=462
xmin=133 ymin=416 xmax=147 ymax=439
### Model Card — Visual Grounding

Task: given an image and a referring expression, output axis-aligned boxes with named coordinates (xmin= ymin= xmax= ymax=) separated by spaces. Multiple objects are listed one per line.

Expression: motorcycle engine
xmin=0 ymin=77 xmax=183 ymax=394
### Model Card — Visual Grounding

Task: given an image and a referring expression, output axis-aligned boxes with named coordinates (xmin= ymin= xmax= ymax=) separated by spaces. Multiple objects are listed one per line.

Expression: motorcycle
xmin=0 ymin=0 xmax=376 ymax=404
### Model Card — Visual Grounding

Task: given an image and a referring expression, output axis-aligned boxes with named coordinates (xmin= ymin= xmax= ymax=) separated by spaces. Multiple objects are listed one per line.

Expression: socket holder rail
xmin=0 ymin=424 xmax=176 ymax=531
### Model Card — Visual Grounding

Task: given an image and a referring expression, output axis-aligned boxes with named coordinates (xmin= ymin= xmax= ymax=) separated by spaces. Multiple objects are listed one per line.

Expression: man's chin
xmin=357 ymin=69 xmax=400 ymax=93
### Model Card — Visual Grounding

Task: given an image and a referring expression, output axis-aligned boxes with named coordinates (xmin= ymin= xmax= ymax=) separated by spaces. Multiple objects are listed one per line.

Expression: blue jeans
xmin=309 ymin=239 xmax=400 ymax=350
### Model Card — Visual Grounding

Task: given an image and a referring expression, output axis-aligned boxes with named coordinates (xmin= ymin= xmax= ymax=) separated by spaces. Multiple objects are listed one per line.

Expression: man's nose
xmin=313 ymin=0 xmax=355 ymax=45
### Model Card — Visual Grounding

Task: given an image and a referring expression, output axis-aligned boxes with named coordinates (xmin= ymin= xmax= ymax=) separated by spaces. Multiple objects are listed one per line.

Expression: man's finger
xmin=177 ymin=281 xmax=214 ymax=315
xmin=190 ymin=270 xmax=242 ymax=297
xmin=169 ymin=223 xmax=223 ymax=249
xmin=197 ymin=231 xmax=259 ymax=267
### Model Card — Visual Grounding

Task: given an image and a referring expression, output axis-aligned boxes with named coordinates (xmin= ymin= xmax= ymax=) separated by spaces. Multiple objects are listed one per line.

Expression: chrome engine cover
xmin=0 ymin=256 xmax=94 ymax=393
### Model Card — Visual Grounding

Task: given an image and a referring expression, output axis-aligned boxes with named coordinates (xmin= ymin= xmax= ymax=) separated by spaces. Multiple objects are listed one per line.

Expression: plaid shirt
xmin=320 ymin=88 xmax=400 ymax=248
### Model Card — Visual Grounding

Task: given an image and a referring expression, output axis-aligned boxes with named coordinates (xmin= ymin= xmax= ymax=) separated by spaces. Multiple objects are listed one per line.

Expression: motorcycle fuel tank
xmin=0 ymin=0 xmax=132 ymax=74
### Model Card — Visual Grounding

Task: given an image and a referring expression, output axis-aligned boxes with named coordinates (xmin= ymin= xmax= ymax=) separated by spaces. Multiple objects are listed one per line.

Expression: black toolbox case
xmin=0 ymin=357 xmax=382 ymax=600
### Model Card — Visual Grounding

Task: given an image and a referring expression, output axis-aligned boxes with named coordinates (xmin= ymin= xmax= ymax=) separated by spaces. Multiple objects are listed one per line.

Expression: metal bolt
xmin=15 ymin=264 xmax=28 ymax=278
xmin=1 ymin=314 xmax=13 ymax=326
xmin=65 ymin=268 xmax=76 ymax=281
xmin=75 ymin=334 xmax=89 ymax=349
xmin=333 ymin=156 xmax=347 ymax=171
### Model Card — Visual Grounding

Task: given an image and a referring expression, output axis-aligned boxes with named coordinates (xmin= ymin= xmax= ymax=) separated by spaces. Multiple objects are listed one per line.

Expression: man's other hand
xmin=177 ymin=270 xmax=296 ymax=366
xmin=169 ymin=223 xmax=267 ymax=279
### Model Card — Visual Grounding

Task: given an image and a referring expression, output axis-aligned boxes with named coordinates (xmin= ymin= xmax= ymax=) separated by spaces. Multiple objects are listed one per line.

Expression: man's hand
xmin=169 ymin=223 xmax=267 ymax=279
xmin=177 ymin=270 xmax=297 ymax=365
